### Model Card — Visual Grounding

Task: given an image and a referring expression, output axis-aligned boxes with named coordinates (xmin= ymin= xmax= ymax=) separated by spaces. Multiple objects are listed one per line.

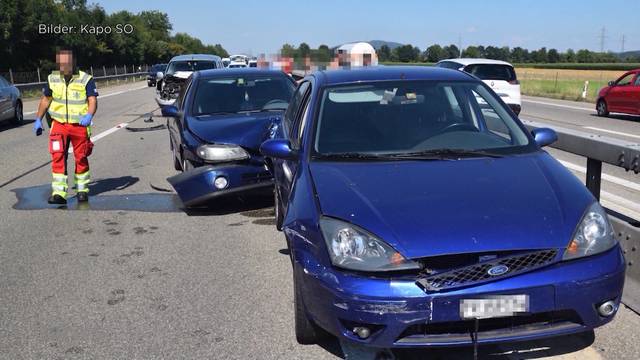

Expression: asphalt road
xmin=0 ymin=83 xmax=639 ymax=359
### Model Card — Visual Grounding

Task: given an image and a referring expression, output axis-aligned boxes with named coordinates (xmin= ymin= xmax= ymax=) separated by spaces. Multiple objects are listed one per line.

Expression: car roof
xmin=314 ymin=66 xmax=474 ymax=85
xmin=196 ymin=68 xmax=288 ymax=79
xmin=169 ymin=54 xmax=221 ymax=62
xmin=437 ymin=58 xmax=514 ymax=66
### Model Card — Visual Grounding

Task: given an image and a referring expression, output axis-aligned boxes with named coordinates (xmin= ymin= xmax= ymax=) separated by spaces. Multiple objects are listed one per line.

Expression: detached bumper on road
xmin=295 ymin=245 xmax=625 ymax=348
xmin=167 ymin=163 xmax=272 ymax=207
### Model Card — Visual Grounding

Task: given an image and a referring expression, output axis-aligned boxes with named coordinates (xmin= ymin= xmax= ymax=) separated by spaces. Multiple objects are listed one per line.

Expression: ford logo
xmin=487 ymin=265 xmax=509 ymax=276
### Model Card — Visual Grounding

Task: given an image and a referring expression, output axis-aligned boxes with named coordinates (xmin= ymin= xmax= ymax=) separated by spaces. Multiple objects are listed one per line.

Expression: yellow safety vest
xmin=47 ymin=70 xmax=92 ymax=124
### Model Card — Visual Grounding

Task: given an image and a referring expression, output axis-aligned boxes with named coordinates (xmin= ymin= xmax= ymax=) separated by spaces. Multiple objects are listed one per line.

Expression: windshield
xmin=464 ymin=64 xmax=517 ymax=82
xmin=192 ymin=75 xmax=295 ymax=116
xmin=166 ymin=60 xmax=216 ymax=75
xmin=314 ymin=81 xmax=532 ymax=156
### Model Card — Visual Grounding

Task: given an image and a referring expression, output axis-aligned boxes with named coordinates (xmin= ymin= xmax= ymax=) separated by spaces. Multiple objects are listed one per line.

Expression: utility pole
xmin=458 ymin=34 xmax=462 ymax=58
xmin=598 ymin=27 xmax=607 ymax=52
xmin=621 ymin=34 xmax=625 ymax=53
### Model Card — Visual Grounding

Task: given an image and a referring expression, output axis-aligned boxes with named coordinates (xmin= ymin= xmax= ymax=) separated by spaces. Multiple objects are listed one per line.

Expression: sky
xmin=100 ymin=0 xmax=640 ymax=55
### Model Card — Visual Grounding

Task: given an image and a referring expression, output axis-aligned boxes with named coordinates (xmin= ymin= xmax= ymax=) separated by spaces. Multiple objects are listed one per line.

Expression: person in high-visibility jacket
xmin=33 ymin=49 xmax=99 ymax=204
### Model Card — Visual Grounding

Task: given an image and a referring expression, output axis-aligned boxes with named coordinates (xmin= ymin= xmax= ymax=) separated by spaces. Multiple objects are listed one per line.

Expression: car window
xmin=314 ymin=81 xmax=531 ymax=155
xmin=464 ymin=64 xmax=517 ymax=82
xmin=167 ymin=61 xmax=216 ymax=76
xmin=634 ymin=74 xmax=640 ymax=86
xmin=291 ymin=85 xmax=312 ymax=149
xmin=437 ymin=61 xmax=461 ymax=70
xmin=284 ymin=81 xmax=310 ymax=138
xmin=616 ymin=73 xmax=635 ymax=86
xmin=0 ymin=76 xmax=8 ymax=87
xmin=192 ymin=75 xmax=295 ymax=116
xmin=176 ymin=77 xmax=193 ymax=110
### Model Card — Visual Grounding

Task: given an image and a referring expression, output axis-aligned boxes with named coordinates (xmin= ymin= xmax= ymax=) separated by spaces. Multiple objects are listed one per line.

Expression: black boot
xmin=77 ymin=192 xmax=89 ymax=202
xmin=48 ymin=194 xmax=67 ymax=204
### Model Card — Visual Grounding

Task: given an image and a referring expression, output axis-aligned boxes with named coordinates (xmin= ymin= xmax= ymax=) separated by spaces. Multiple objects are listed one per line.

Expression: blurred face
xmin=56 ymin=51 xmax=73 ymax=75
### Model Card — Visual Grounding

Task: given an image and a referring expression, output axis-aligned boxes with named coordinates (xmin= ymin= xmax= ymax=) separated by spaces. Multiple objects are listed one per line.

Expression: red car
xmin=597 ymin=69 xmax=640 ymax=116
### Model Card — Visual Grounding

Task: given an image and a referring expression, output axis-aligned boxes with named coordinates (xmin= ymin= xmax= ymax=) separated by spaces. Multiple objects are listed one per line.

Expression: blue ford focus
xmin=261 ymin=67 xmax=625 ymax=348
xmin=164 ymin=69 xmax=296 ymax=207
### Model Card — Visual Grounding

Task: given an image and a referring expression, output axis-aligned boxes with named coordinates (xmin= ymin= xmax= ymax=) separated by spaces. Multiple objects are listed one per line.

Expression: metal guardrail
xmin=14 ymin=72 xmax=148 ymax=92
xmin=523 ymin=119 xmax=640 ymax=312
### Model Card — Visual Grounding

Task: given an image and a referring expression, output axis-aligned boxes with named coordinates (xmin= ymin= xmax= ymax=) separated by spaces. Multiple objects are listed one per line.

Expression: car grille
xmin=416 ymin=249 xmax=558 ymax=292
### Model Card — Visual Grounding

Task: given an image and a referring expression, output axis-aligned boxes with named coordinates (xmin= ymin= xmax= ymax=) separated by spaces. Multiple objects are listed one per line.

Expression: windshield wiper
xmin=244 ymin=108 xmax=287 ymax=113
xmin=195 ymin=111 xmax=236 ymax=116
xmin=316 ymin=152 xmax=451 ymax=161
xmin=387 ymin=148 xmax=504 ymax=159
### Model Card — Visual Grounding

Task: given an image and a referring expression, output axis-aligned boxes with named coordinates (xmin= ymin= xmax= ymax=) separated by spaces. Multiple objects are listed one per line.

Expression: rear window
xmin=437 ymin=61 xmax=462 ymax=70
xmin=464 ymin=64 xmax=516 ymax=82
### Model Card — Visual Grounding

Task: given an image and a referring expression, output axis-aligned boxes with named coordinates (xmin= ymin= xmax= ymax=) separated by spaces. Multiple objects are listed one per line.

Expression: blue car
xmin=260 ymin=66 xmax=625 ymax=348
xmin=164 ymin=68 xmax=296 ymax=207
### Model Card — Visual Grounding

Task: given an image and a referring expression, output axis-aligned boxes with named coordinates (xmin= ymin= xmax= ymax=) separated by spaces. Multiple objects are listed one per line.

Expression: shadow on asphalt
xmin=589 ymin=113 xmax=640 ymax=123
xmin=11 ymin=177 xmax=183 ymax=213
xmin=183 ymin=191 xmax=274 ymax=217
xmin=307 ymin=330 xmax=596 ymax=359
xmin=0 ymin=118 xmax=35 ymax=132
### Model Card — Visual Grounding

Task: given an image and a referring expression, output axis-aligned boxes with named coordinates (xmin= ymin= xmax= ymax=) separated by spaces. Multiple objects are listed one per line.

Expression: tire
xmin=182 ymin=157 xmax=193 ymax=172
xmin=274 ymin=187 xmax=284 ymax=231
xmin=172 ymin=145 xmax=181 ymax=171
xmin=11 ymin=100 xmax=23 ymax=125
xmin=294 ymin=265 xmax=320 ymax=345
xmin=597 ymin=99 xmax=609 ymax=117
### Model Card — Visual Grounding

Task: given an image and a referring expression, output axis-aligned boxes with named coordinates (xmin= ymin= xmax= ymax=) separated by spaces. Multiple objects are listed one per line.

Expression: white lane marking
xmin=601 ymin=190 xmax=640 ymax=215
xmin=24 ymin=85 xmax=148 ymax=115
xmin=582 ymin=126 xmax=640 ymax=140
xmin=67 ymin=123 xmax=128 ymax=153
xmin=522 ymin=99 xmax=595 ymax=112
xmin=558 ymin=159 xmax=640 ymax=192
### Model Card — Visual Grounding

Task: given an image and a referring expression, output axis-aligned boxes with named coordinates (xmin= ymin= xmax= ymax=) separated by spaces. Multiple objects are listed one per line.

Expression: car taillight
xmin=509 ymin=79 xmax=520 ymax=85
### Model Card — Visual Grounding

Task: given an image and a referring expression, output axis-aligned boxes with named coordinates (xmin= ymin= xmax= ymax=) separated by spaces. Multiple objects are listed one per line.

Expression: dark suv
xmin=147 ymin=64 xmax=167 ymax=87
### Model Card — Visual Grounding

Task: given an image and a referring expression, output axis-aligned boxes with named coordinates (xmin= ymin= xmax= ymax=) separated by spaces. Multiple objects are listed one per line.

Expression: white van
xmin=436 ymin=58 xmax=521 ymax=115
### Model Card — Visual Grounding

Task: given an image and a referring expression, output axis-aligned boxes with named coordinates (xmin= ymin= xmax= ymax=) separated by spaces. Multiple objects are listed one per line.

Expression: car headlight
xmin=319 ymin=217 xmax=421 ymax=272
xmin=196 ymin=144 xmax=249 ymax=162
xmin=563 ymin=202 xmax=617 ymax=260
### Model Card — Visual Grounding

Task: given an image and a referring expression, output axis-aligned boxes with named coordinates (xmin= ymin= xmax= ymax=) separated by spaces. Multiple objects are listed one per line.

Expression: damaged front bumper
xmin=167 ymin=163 xmax=272 ymax=207
xmin=295 ymin=245 xmax=625 ymax=348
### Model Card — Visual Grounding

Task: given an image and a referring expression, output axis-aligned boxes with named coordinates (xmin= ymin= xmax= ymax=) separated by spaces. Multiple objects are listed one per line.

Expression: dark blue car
xmin=261 ymin=66 xmax=625 ymax=348
xmin=164 ymin=68 xmax=296 ymax=206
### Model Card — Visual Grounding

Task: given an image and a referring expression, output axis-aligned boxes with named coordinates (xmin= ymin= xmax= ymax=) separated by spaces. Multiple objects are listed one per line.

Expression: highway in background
xmin=520 ymin=96 xmax=640 ymax=220
xmin=0 ymin=84 xmax=639 ymax=359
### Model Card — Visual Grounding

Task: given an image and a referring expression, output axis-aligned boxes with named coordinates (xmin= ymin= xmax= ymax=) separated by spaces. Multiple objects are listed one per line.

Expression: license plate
xmin=460 ymin=295 xmax=529 ymax=319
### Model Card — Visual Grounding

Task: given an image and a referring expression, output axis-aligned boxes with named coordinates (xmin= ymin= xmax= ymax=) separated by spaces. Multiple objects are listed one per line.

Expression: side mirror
xmin=608 ymin=81 xmax=615 ymax=86
xmin=161 ymin=105 xmax=179 ymax=117
xmin=157 ymin=71 xmax=164 ymax=80
xmin=260 ymin=139 xmax=297 ymax=160
xmin=532 ymin=128 xmax=557 ymax=148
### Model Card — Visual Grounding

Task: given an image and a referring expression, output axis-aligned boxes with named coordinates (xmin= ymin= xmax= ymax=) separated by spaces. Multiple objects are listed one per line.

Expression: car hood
xmin=309 ymin=152 xmax=593 ymax=259
xmin=186 ymin=112 xmax=282 ymax=151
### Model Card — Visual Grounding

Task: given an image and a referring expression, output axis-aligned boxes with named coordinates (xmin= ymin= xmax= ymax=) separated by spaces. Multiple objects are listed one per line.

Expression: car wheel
xmin=11 ymin=100 xmax=23 ymax=124
xmin=597 ymin=100 xmax=609 ymax=117
xmin=182 ymin=157 xmax=193 ymax=172
xmin=294 ymin=265 xmax=321 ymax=345
xmin=275 ymin=188 xmax=284 ymax=231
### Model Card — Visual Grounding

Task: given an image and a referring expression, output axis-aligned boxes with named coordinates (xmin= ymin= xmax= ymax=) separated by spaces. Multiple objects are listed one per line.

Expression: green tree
xmin=393 ymin=44 xmax=418 ymax=62
xmin=377 ymin=45 xmax=391 ymax=62
xmin=298 ymin=42 xmax=311 ymax=58
xmin=425 ymin=44 xmax=446 ymax=62
xmin=443 ymin=44 xmax=460 ymax=59
xmin=462 ymin=46 xmax=480 ymax=58
xmin=547 ymin=49 xmax=560 ymax=63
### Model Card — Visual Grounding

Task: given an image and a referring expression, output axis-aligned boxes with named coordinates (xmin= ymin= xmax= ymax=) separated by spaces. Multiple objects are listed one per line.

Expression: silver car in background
xmin=0 ymin=75 xmax=23 ymax=125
